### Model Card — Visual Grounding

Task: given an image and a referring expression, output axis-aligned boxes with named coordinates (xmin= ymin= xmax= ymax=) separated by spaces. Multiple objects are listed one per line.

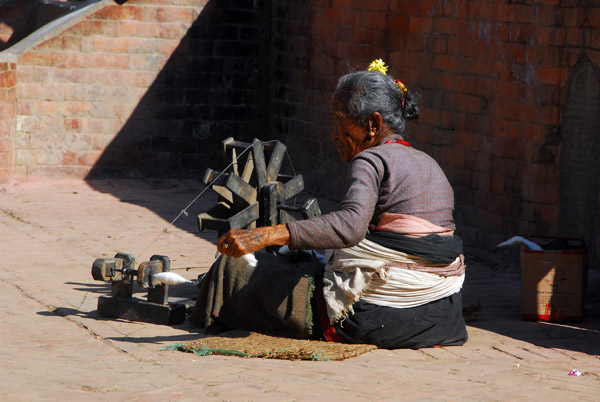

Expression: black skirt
xmin=330 ymin=291 xmax=468 ymax=349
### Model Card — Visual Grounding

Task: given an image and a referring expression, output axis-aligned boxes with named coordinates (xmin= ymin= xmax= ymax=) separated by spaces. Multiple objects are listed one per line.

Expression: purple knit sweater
xmin=287 ymin=139 xmax=456 ymax=250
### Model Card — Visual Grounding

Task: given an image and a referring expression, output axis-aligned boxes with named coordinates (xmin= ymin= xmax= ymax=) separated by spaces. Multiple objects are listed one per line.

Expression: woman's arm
xmin=287 ymin=155 xmax=382 ymax=250
xmin=216 ymin=153 xmax=384 ymax=256
xmin=217 ymin=224 xmax=291 ymax=258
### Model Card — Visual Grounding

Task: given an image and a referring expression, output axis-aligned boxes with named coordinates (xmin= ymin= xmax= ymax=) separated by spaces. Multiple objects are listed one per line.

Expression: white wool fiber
xmin=152 ymin=272 xmax=193 ymax=285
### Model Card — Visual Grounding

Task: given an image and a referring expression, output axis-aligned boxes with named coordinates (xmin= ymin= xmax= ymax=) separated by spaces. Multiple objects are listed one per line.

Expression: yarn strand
xmin=136 ymin=140 xmax=273 ymax=260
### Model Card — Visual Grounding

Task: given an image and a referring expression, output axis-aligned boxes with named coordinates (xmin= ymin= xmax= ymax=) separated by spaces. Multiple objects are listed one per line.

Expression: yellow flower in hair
xmin=368 ymin=59 xmax=388 ymax=75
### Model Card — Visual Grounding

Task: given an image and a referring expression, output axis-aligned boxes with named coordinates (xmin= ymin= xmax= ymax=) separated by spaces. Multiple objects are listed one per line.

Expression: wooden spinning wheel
xmin=197 ymin=138 xmax=321 ymax=237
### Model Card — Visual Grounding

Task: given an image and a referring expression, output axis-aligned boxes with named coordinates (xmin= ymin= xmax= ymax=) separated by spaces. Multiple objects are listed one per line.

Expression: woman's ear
xmin=370 ymin=112 xmax=383 ymax=136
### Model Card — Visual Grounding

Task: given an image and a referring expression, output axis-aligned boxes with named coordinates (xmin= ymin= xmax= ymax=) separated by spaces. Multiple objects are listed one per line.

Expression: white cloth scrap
xmin=239 ymin=253 xmax=258 ymax=268
xmin=496 ymin=236 xmax=542 ymax=250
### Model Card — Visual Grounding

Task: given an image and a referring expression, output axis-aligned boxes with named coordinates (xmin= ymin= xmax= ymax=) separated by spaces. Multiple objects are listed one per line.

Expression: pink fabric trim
xmin=371 ymin=213 xmax=453 ymax=236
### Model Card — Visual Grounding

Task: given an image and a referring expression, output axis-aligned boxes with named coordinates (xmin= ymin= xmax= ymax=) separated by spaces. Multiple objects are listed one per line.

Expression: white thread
xmin=137 ymin=141 xmax=266 ymax=259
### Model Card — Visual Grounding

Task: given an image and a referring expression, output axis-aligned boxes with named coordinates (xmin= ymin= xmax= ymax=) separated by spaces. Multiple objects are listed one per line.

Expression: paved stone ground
xmin=0 ymin=179 xmax=598 ymax=401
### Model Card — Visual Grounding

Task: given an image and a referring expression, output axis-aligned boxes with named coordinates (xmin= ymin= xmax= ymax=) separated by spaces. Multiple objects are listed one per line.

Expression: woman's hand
xmin=217 ymin=224 xmax=291 ymax=258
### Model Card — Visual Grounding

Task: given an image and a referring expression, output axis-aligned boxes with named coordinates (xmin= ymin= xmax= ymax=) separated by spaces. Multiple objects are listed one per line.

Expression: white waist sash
xmin=322 ymin=238 xmax=465 ymax=324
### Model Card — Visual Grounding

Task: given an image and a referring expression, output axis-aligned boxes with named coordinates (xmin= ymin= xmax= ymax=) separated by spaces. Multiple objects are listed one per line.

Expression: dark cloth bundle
xmin=188 ymin=251 xmax=325 ymax=339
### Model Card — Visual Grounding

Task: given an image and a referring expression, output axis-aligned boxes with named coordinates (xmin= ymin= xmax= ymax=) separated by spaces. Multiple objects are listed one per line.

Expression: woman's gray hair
xmin=332 ymin=71 xmax=418 ymax=134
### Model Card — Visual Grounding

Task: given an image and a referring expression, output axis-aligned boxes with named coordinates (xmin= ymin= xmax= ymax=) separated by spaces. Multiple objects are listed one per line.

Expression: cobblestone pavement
xmin=0 ymin=179 xmax=598 ymax=401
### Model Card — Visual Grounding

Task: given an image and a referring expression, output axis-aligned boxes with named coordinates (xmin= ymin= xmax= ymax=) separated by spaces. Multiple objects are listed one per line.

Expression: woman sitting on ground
xmin=189 ymin=60 xmax=468 ymax=349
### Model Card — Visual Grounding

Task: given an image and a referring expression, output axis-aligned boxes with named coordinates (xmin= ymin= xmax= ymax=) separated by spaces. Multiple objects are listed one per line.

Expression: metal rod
xmin=114 ymin=268 xmax=138 ymax=276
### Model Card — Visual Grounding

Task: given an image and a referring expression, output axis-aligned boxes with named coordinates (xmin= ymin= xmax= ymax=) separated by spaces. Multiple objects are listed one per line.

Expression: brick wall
xmin=87 ymin=0 xmax=271 ymax=177
xmin=0 ymin=61 xmax=16 ymax=183
xmin=268 ymin=0 xmax=600 ymax=264
xmin=8 ymin=0 xmax=269 ymax=179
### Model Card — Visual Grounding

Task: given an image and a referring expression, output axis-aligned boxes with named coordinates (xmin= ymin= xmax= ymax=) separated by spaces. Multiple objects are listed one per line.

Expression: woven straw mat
xmin=179 ymin=330 xmax=377 ymax=361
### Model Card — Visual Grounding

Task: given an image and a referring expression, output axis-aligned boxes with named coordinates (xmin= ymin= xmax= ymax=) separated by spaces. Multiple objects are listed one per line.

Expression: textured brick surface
xmin=1 ymin=0 xmax=600 ymax=263
xmin=5 ymin=0 xmax=269 ymax=182
xmin=0 ymin=62 xmax=16 ymax=184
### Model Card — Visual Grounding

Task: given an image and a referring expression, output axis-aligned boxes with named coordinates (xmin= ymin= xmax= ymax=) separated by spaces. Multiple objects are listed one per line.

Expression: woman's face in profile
xmin=331 ymin=111 xmax=367 ymax=163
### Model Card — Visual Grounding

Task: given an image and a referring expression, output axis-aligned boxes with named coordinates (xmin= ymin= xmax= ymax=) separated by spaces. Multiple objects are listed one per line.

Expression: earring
xmin=369 ymin=121 xmax=375 ymax=137
xmin=369 ymin=130 xmax=375 ymax=137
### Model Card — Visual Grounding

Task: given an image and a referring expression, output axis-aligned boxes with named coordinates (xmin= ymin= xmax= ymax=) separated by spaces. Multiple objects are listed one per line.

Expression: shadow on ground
xmin=87 ymin=178 xmax=219 ymax=245
xmin=462 ymin=256 xmax=600 ymax=356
